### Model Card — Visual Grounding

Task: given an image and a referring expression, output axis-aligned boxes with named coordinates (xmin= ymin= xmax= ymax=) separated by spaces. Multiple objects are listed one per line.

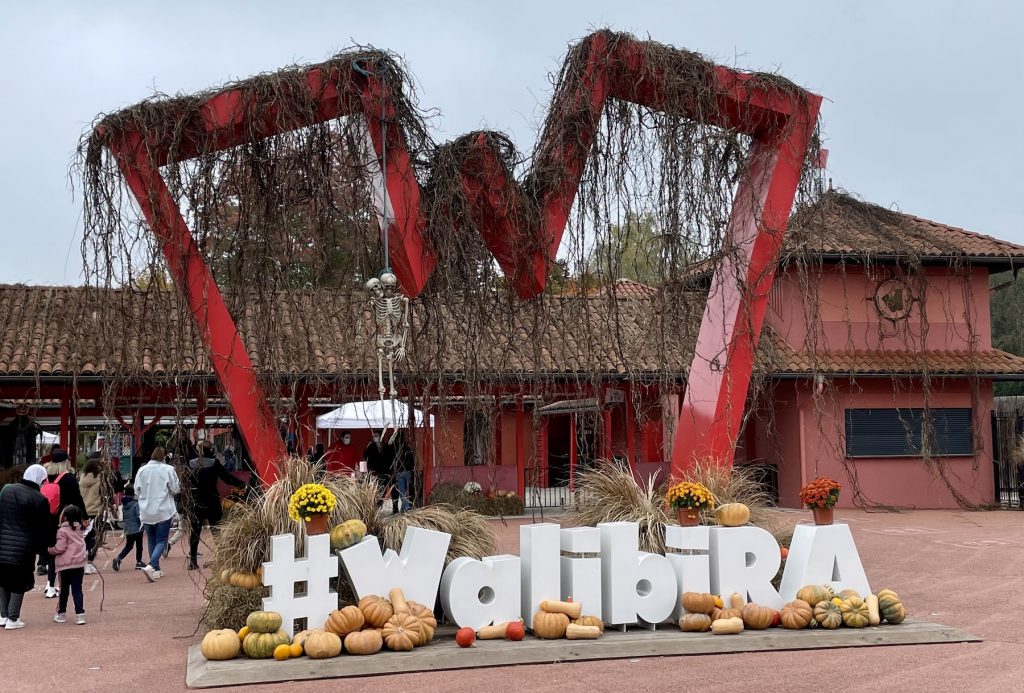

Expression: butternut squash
xmin=477 ymin=622 xmax=510 ymax=639
xmin=729 ymin=592 xmax=745 ymax=609
xmin=540 ymin=599 xmax=583 ymax=619
xmin=565 ymin=624 xmax=602 ymax=640
xmin=711 ymin=617 xmax=744 ymax=635
xmin=866 ymin=594 xmax=881 ymax=626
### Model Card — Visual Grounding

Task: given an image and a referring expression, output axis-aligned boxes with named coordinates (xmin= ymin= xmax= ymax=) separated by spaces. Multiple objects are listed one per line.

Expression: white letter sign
xmin=600 ymin=521 xmax=676 ymax=627
xmin=441 ymin=555 xmax=521 ymax=630
xmin=709 ymin=526 xmax=783 ymax=610
xmin=665 ymin=525 xmax=711 ymax=619
xmin=262 ymin=533 xmax=338 ymax=635
xmin=520 ymin=523 xmax=561 ymax=627
xmin=338 ymin=527 xmax=450 ymax=607
xmin=779 ymin=523 xmax=871 ymax=601
xmin=560 ymin=527 xmax=602 ymax=620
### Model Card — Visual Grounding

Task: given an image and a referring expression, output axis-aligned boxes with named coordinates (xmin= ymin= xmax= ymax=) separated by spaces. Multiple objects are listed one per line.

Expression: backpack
xmin=41 ymin=472 xmax=66 ymax=515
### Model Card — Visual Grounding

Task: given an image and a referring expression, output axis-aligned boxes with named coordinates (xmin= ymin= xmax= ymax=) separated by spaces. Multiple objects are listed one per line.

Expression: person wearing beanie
xmin=0 ymin=465 xmax=51 ymax=629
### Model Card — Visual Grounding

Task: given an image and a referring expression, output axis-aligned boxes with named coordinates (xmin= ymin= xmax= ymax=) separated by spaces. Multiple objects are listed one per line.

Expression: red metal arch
xmin=103 ymin=31 xmax=821 ymax=482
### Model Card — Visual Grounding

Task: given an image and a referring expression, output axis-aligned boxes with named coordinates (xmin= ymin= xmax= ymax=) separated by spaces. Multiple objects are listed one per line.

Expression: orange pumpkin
xmin=325 ymin=605 xmax=364 ymax=637
xmin=358 ymin=595 xmax=394 ymax=628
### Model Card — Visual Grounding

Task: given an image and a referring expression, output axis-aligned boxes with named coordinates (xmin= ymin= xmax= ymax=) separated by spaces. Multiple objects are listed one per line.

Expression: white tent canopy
xmin=316 ymin=400 xmax=433 ymax=430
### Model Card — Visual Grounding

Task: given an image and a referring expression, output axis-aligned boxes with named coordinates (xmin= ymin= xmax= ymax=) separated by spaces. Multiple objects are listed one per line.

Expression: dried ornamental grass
xmin=380 ymin=504 xmax=497 ymax=564
xmin=202 ymin=581 xmax=264 ymax=631
xmin=679 ymin=459 xmax=774 ymax=527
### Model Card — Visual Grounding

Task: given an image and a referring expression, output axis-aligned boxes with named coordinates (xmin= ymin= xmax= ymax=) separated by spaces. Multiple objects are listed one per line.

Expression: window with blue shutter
xmin=844 ymin=408 xmax=973 ymax=457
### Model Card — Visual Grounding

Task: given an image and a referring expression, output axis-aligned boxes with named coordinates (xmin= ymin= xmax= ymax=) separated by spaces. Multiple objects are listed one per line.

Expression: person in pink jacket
xmin=47 ymin=505 xmax=88 ymax=624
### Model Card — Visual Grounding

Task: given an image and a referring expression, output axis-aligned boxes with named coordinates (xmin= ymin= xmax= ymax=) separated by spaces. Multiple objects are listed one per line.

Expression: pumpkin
xmin=840 ymin=596 xmax=870 ymax=628
xmin=679 ymin=613 xmax=713 ymax=632
xmin=273 ymin=644 xmax=291 ymax=661
xmin=246 ymin=611 xmax=283 ymax=634
xmin=532 ymin=611 xmax=569 ymax=639
xmin=243 ymin=630 xmax=290 ymax=659
xmin=407 ymin=601 xmax=437 ymax=645
xmin=839 ymin=589 xmax=861 ymax=601
xmin=383 ymin=612 xmax=419 ymax=651
xmin=359 ymin=595 xmax=394 ymax=628
xmin=877 ymin=589 xmax=906 ymax=624
xmin=711 ymin=617 xmax=744 ymax=634
xmin=741 ymin=603 xmax=775 ymax=630
xmin=289 ymin=642 xmax=303 ymax=657
xmin=565 ymin=624 xmax=601 ymax=639
xmin=710 ymin=607 xmax=742 ymax=621
xmin=796 ymin=585 xmax=833 ymax=606
xmin=573 ymin=615 xmax=605 ymax=632
xmin=681 ymin=592 xmax=716 ymax=615
xmin=866 ymin=594 xmax=881 ymax=626
xmin=220 ymin=568 xmax=234 ymax=584
xmin=304 ymin=629 xmax=343 ymax=659
xmin=325 ymin=605 xmax=365 ymax=636
xmin=714 ymin=503 xmax=750 ymax=527
xmin=344 ymin=629 xmax=384 ymax=655
xmin=780 ymin=600 xmax=813 ymax=630
xmin=813 ymin=601 xmax=842 ymax=630
xmin=201 ymin=629 xmax=241 ymax=661
xmin=292 ymin=630 xmax=311 ymax=649
xmin=229 ymin=571 xmax=261 ymax=590
xmin=329 ymin=519 xmax=367 ymax=551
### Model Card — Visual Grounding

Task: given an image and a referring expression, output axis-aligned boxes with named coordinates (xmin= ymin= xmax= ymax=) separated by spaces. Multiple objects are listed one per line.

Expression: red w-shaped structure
xmin=102 ymin=31 xmax=821 ymax=483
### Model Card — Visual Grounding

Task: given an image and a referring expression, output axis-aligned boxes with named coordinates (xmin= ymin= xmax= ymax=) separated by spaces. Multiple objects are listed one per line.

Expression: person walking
xmin=184 ymin=441 xmax=244 ymax=571
xmin=112 ymin=484 xmax=144 ymax=572
xmin=48 ymin=505 xmax=88 ymax=624
xmin=39 ymin=463 xmax=86 ymax=598
xmin=134 ymin=447 xmax=179 ymax=582
xmin=78 ymin=456 xmax=105 ymax=575
xmin=392 ymin=432 xmax=415 ymax=513
xmin=0 ymin=465 xmax=51 ymax=629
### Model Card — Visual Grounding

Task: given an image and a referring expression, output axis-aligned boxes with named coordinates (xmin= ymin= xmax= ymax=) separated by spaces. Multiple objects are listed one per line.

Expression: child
xmin=112 ymin=484 xmax=144 ymax=572
xmin=47 ymin=505 xmax=88 ymax=624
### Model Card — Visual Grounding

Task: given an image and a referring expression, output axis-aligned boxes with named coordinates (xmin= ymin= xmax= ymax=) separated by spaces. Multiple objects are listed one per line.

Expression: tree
xmin=990 ymin=271 xmax=1024 ymax=395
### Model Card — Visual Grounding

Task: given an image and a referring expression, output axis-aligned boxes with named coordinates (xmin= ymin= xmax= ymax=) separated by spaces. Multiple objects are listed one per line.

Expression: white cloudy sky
xmin=0 ymin=0 xmax=1020 ymax=284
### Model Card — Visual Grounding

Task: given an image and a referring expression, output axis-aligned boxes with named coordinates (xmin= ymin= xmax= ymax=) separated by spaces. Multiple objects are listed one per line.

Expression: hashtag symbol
xmin=262 ymin=533 xmax=338 ymax=635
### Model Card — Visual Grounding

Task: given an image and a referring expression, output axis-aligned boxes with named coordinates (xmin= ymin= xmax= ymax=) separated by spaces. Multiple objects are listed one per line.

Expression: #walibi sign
xmin=261 ymin=522 xmax=870 ymax=635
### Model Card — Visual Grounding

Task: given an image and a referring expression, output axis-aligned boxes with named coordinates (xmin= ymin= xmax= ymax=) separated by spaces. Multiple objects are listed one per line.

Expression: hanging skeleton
xmin=366 ymin=271 xmax=409 ymax=437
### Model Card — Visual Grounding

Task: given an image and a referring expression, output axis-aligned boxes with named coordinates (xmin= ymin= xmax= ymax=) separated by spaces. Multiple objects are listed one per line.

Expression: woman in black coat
xmin=0 ymin=465 xmax=51 ymax=629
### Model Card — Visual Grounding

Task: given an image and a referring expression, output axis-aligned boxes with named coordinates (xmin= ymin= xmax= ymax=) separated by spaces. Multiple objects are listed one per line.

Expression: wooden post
xmin=515 ymin=397 xmax=526 ymax=499
xmin=569 ymin=413 xmax=577 ymax=492
xmin=59 ymin=392 xmax=70 ymax=452
xmin=625 ymin=383 xmax=636 ymax=470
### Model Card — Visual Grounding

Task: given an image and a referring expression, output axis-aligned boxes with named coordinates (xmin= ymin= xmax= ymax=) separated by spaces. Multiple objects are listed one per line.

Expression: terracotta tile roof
xmin=586 ymin=279 xmax=658 ymax=299
xmin=0 ymin=284 xmax=696 ymax=380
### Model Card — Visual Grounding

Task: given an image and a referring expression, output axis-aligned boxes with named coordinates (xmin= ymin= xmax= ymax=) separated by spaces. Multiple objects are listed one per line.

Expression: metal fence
xmin=992 ymin=409 xmax=1022 ymax=508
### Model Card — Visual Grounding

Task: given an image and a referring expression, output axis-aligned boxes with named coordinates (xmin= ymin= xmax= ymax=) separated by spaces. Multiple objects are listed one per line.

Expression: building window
xmin=844 ymin=408 xmax=973 ymax=457
xmin=464 ymin=411 xmax=492 ymax=466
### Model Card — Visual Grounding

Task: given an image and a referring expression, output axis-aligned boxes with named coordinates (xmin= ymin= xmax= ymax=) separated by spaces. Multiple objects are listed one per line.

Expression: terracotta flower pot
xmin=305 ymin=513 xmax=330 ymax=535
xmin=810 ymin=506 xmax=834 ymax=526
xmin=677 ymin=508 xmax=701 ymax=527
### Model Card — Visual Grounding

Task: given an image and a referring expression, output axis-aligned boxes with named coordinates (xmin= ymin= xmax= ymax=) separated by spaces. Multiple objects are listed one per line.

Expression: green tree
xmin=990 ymin=271 xmax=1024 ymax=395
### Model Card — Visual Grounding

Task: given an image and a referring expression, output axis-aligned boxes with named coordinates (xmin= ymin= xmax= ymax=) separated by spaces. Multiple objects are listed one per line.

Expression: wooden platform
xmin=186 ymin=620 xmax=979 ymax=688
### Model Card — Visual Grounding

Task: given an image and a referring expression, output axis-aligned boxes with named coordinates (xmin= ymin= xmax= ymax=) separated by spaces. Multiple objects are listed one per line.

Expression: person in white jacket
xmin=133 ymin=447 xmax=180 ymax=582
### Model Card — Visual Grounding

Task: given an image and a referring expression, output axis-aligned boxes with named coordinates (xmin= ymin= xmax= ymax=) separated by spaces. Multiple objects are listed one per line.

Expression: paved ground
xmin=6 ymin=508 xmax=1022 ymax=692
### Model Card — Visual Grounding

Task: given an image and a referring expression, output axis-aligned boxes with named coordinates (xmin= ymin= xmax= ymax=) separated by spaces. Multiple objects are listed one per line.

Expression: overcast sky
xmin=1 ymin=0 xmax=1020 ymax=285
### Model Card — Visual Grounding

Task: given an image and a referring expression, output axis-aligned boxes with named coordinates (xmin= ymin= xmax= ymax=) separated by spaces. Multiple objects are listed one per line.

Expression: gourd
xmin=288 ymin=643 xmax=303 ymax=658
xmin=741 ymin=603 xmax=775 ymax=630
xmin=329 ymin=519 xmax=367 ymax=551
xmin=573 ymin=615 xmax=604 ymax=632
xmin=839 ymin=589 xmax=861 ymax=600
xmin=796 ymin=585 xmax=833 ymax=607
xmin=714 ymin=503 xmax=750 ymax=527
xmin=228 ymin=571 xmax=261 ymax=590
xmin=813 ymin=601 xmax=842 ymax=630
xmin=407 ymin=601 xmax=437 ymax=646
xmin=679 ymin=613 xmax=713 ymax=632
xmin=200 ymin=629 xmax=241 ymax=660
xmin=389 ymin=587 xmax=410 ymax=614
xmin=243 ymin=630 xmax=290 ymax=659
xmin=532 ymin=611 xmax=570 ymax=639
xmin=540 ymin=599 xmax=583 ymax=619
xmin=359 ymin=595 xmax=394 ymax=628
xmin=238 ymin=626 xmax=250 ymax=642
xmin=711 ymin=617 xmax=744 ymax=635
xmin=273 ymin=644 xmax=291 ymax=661
xmin=866 ymin=594 xmax=881 ymax=626
xmin=292 ymin=630 xmax=311 ymax=650
xmin=478 ymin=622 xmax=511 ymax=639
xmin=506 ymin=621 xmax=526 ymax=640
xmin=729 ymin=592 xmax=746 ymax=609
xmin=565 ymin=624 xmax=602 ymax=640
xmin=779 ymin=600 xmax=813 ymax=630
xmin=681 ymin=592 xmax=716 ymax=615
xmin=383 ymin=612 xmax=419 ymax=651
xmin=325 ymin=605 xmax=365 ymax=636
xmin=840 ymin=596 xmax=870 ymax=628
xmin=344 ymin=629 xmax=384 ymax=655
xmin=304 ymin=629 xmax=343 ymax=659
xmin=877 ymin=589 xmax=906 ymax=624
xmin=246 ymin=611 xmax=283 ymax=634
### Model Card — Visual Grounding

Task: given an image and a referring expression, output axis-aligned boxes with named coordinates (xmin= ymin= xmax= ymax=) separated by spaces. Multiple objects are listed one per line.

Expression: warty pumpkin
xmin=877 ymin=589 xmax=906 ymax=624
xmin=813 ymin=601 xmax=842 ymax=630
xmin=359 ymin=595 xmax=394 ymax=628
xmin=741 ymin=603 xmax=775 ymax=630
xmin=779 ymin=599 xmax=813 ymax=630
xmin=243 ymin=630 xmax=290 ymax=659
xmin=796 ymin=585 xmax=833 ymax=607
xmin=246 ymin=611 xmax=283 ymax=634
xmin=325 ymin=605 xmax=365 ymax=636
xmin=714 ymin=503 xmax=750 ymax=527
xmin=681 ymin=592 xmax=716 ymax=615
xmin=200 ymin=629 xmax=241 ymax=661
xmin=679 ymin=613 xmax=713 ymax=632
xmin=383 ymin=612 xmax=419 ymax=651
xmin=840 ymin=596 xmax=870 ymax=628
xmin=344 ymin=629 xmax=384 ymax=655
xmin=304 ymin=629 xmax=343 ymax=659
xmin=532 ymin=610 xmax=570 ymax=639
xmin=329 ymin=519 xmax=367 ymax=552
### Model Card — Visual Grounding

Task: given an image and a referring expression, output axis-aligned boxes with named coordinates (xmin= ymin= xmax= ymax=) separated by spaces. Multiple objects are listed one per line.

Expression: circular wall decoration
xmin=873 ymin=278 xmax=914 ymax=321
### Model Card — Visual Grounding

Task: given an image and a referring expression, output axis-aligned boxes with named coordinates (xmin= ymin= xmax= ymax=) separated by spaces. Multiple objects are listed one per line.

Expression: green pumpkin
xmin=796 ymin=584 xmax=834 ymax=606
xmin=243 ymin=630 xmax=291 ymax=659
xmin=246 ymin=611 xmax=283 ymax=634
xmin=330 ymin=519 xmax=368 ymax=551
xmin=813 ymin=600 xmax=842 ymax=629
xmin=877 ymin=589 xmax=906 ymax=624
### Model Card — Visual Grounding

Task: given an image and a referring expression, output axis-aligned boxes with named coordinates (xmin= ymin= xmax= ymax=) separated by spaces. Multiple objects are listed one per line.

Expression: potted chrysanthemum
xmin=288 ymin=483 xmax=336 ymax=535
xmin=665 ymin=481 xmax=715 ymax=526
xmin=799 ymin=477 xmax=842 ymax=525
